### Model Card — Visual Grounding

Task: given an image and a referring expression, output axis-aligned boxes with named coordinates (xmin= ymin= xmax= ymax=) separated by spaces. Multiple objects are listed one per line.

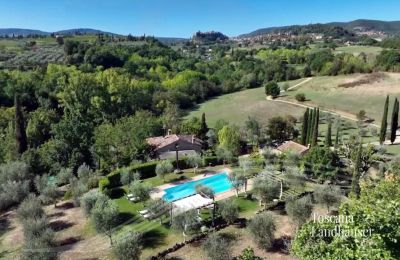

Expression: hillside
xmin=239 ymin=19 xmax=400 ymax=38
xmin=0 ymin=28 xmax=50 ymax=36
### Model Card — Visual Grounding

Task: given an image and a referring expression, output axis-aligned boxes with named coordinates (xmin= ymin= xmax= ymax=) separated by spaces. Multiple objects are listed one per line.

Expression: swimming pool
xmin=162 ymin=172 xmax=232 ymax=202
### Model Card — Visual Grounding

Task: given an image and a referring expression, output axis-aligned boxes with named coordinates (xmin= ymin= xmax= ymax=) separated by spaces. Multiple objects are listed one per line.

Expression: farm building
xmin=146 ymin=134 xmax=202 ymax=159
xmin=274 ymin=141 xmax=309 ymax=156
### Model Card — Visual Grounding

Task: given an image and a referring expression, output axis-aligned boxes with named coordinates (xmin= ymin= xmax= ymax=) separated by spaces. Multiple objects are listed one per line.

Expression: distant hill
xmin=53 ymin=28 xmax=115 ymax=35
xmin=328 ymin=19 xmax=400 ymax=33
xmin=239 ymin=19 xmax=400 ymax=38
xmin=0 ymin=28 xmax=50 ymax=36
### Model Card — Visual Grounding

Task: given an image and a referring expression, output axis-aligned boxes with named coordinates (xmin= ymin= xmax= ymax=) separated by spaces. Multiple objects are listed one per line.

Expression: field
xmin=334 ymin=45 xmax=383 ymax=59
xmin=186 ymin=79 xmax=306 ymax=127
xmin=282 ymin=72 xmax=400 ymax=124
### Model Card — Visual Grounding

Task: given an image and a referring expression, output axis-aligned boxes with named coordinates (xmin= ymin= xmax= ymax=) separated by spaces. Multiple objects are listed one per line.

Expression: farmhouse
xmin=275 ymin=140 xmax=309 ymax=156
xmin=146 ymin=134 xmax=202 ymax=159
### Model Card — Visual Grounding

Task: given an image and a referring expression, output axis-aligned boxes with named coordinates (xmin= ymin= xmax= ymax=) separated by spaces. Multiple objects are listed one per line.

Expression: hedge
xmin=105 ymin=158 xmax=192 ymax=189
xmin=202 ymin=156 xmax=222 ymax=166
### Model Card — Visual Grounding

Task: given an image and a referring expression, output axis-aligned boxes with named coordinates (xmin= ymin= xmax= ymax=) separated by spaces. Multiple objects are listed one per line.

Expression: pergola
xmin=172 ymin=194 xmax=214 ymax=214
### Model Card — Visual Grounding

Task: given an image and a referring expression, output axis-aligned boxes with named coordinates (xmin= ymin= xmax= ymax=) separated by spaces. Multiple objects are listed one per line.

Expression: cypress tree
xmin=390 ymin=98 xmax=399 ymax=144
xmin=311 ymin=108 xmax=319 ymax=146
xmin=335 ymin=127 xmax=340 ymax=148
xmin=15 ymin=94 xmax=28 ymax=155
xmin=325 ymin=121 xmax=332 ymax=147
xmin=301 ymin=108 xmax=309 ymax=145
xmin=200 ymin=112 xmax=208 ymax=139
xmin=351 ymin=143 xmax=362 ymax=197
xmin=307 ymin=108 xmax=314 ymax=144
xmin=380 ymin=95 xmax=389 ymax=145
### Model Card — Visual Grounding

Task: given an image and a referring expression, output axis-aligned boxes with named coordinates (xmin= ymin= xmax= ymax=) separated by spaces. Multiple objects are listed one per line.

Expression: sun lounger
xmin=142 ymin=213 xmax=152 ymax=219
xmin=127 ymin=193 xmax=134 ymax=198
xmin=139 ymin=209 xmax=149 ymax=215
xmin=129 ymin=196 xmax=139 ymax=202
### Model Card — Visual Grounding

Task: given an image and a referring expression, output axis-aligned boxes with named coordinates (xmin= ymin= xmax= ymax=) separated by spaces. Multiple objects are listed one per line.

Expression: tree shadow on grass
xmin=56 ymin=201 xmax=74 ymax=210
xmin=270 ymin=235 xmax=292 ymax=254
xmin=47 ymin=211 xmax=66 ymax=218
xmin=142 ymin=228 xmax=167 ymax=249
xmin=0 ymin=213 xmax=11 ymax=237
xmin=109 ymin=187 xmax=125 ymax=199
xmin=49 ymin=220 xmax=74 ymax=231
xmin=57 ymin=236 xmax=82 ymax=251
xmin=117 ymin=212 xmax=135 ymax=226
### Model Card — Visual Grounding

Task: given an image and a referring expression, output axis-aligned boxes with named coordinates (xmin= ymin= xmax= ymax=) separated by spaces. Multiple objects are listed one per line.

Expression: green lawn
xmin=186 ymin=79 xmax=306 ymax=127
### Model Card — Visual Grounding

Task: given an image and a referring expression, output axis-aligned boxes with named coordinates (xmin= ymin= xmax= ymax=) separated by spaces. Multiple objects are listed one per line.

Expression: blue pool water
xmin=162 ymin=173 xmax=232 ymax=202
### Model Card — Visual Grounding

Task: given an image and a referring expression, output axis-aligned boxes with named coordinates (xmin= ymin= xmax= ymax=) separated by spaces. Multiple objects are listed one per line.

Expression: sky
xmin=1 ymin=0 xmax=400 ymax=37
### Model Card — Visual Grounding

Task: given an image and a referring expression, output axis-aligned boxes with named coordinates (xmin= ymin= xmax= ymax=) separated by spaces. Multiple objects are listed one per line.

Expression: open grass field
xmin=186 ymin=79 xmax=306 ymax=127
xmin=282 ymin=72 xmax=400 ymax=124
xmin=334 ymin=45 xmax=383 ymax=58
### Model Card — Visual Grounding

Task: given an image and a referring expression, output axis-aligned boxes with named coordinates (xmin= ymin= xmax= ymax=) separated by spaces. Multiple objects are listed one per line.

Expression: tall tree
xmin=311 ymin=108 xmax=319 ymax=147
xmin=301 ymin=108 xmax=309 ymax=145
xmin=325 ymin=121 xmax=332 ymax=147
xmin=351 ymin=143 xmax=362 ymax=197
xmin=380 ymin=95 xmax=389 ymax=145
xmin=390 ymin=98 xmax=399 ymax=144
xmin=335 ymin=127 xmax=340 ymax=148
xmin=14 ymin=94 xmax=28 ymax=155
xmin=307 ymin=108 xmax=314 ymax=145
xmin=200 ymin=112 xmax=208 ymax=140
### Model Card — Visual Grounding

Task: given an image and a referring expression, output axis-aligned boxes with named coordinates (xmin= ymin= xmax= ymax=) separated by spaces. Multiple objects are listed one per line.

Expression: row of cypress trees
xmin=380 ymin=95 xmax=399 ymax=145
xmin=301 ymin=107 xmax=320 ymax=146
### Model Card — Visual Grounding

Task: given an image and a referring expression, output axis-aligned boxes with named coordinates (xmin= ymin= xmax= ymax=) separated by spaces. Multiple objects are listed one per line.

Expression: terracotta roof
xmin=276 ymin=141 xmax=309 ymax=155
xmin=146 ymin=134 xmax=202 ymax=150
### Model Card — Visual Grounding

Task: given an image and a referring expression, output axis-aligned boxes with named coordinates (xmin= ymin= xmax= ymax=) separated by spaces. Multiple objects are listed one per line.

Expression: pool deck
xmin=150 ymin=167 xmax=239 ymax=201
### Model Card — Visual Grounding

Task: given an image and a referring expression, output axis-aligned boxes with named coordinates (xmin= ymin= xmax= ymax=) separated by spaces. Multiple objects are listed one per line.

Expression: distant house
xmin=274 ymin=141 xmax=309 ymax=156
xmin=146 ymin=134 xmax=202 ymax=159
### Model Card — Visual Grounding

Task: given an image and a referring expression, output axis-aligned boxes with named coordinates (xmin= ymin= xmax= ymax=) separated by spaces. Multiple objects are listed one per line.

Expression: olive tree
xmin=252 ymin=178 xmax=280 ymax=207
xmin=172 ymin=209 xmax=200 ymax=241
xmin=202 ymin=232 xmax=232 ymax=260
xmin=91 ymin=197 xmax=119 ymax=245
xmin=113 ymin=231 xmax=142 ymax=260
xmin=313 ymin=185 xmax=342 ymax=212
xmin=129 ymin=181 xmax=151 ymax=202
xmin=219 ymin=200 xmax=239 ymax=224
xmin=155 ymin=160 xmax=173 ymax=182
xmin=120 ymin=170 xmax=140 ymax=186
xmin=285 ymin=195 xmax=313 ymax=226
xmin=228 ymin=171 xmax=246 ymax=196
xmin=81 ymin=190 xmax=108 ymax=216
xmin=248 ymin=212 xmax=276 ymax=251
xmin=187 ymin=153 xmax=203 ymax=173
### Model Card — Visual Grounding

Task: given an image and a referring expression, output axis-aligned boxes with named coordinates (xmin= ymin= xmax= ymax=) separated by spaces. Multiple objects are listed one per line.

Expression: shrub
xmin=248 ymin=212 xmax=276 ymax=251
xmin=295 ymin=93 xmax=306 ymax=102
xmin=113 ymin=231 xmax=142 ymax=260
xmin=264 ymin=81 xmax=280 ymax=98
xmin=77 ymin=163 xmax=93 ymax=185
xmin=99 ymin=177 xmax=110 ymax=192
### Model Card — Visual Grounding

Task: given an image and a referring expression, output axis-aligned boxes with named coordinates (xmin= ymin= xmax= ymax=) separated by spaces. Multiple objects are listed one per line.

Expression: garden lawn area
xmin=186 ymin=79 xmax=306 ymax=127
xmin=282 ymin=72 xmax=400 ymax=124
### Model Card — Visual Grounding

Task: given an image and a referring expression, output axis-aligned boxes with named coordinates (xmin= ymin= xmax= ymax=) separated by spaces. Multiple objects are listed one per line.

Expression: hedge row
xmin=99 ymin=156 xmax=224 ymax=191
